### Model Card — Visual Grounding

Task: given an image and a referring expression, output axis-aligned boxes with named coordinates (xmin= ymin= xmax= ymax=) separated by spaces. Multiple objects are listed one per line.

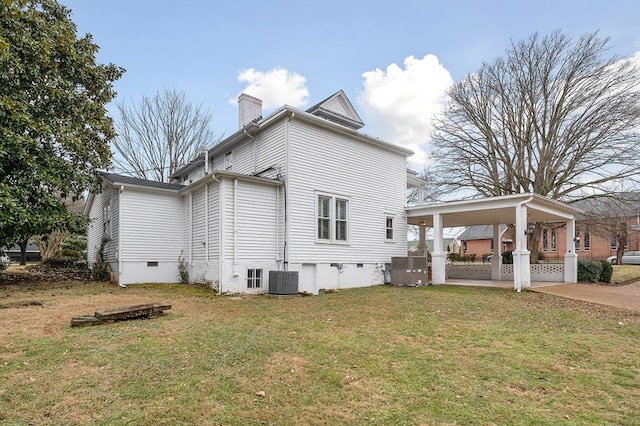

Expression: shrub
xmin=538 ymin=251 xmax=545 ymax=261
xmin=599 ymin=260 xmax=613 ymax=284
xmin=502 ymin=250 xmax=513 ymax=265
xmin=577 ymin=259 xmax=603 ymax=283
xmin=92 ymin=236 xmax=111 ymax=281
xmin=178 ymin=251 xmax=189 ymax=284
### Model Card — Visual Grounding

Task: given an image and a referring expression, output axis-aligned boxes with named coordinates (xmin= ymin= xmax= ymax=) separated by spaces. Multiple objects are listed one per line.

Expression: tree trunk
xmin=17 ymin=239 xmax=28 ymax=266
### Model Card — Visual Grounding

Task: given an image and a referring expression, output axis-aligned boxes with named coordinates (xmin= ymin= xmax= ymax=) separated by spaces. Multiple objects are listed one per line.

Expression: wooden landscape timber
xmin=70 ymin=303 xmax=171 ymax=327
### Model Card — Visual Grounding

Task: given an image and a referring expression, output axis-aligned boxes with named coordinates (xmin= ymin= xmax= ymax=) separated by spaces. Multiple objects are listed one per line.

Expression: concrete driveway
xmin=531 ymin=281 xmax=640 ymax=311
xmin=444 ymin=278 xmax=640 ymax=311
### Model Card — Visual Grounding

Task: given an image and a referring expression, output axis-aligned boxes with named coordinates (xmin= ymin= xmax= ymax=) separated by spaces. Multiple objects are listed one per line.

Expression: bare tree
xmin=576 ymin=194 xmax=640 ymax=264
xmin=113 ymin=88 xmax=220 ymax=182
xmin=429 ymin=30 xmax=640 ymax=252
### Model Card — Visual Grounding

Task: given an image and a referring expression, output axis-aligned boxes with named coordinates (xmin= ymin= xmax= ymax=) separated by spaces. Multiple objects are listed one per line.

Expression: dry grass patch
xmin=0 ymin=282 xmax=639 ymax=424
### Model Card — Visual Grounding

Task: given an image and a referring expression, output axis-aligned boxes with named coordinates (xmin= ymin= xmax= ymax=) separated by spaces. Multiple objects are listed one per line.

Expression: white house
xmin=85 ymin=90 xmax=415 ymax=294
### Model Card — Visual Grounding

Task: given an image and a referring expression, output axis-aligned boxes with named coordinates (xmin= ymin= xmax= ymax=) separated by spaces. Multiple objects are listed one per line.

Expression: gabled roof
xmin=84 ymin=172 xmax=184 ymax=216
xmin=171 ymin=90 xmax=412 ymax=180
xmin=571 ymin=193 xmax=640 ymax=219
xmin=458 ymin=225 xmax=508 ymax=241
xmin=305 ymin=90 xmax=364 ymax=130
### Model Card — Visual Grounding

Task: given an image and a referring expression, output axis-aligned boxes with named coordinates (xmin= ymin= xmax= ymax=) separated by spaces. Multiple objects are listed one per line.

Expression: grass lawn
xmin=1 ymin=281 xmax=639 ymax=425
xmin=611 ymin=264 xmax=640 ymax=284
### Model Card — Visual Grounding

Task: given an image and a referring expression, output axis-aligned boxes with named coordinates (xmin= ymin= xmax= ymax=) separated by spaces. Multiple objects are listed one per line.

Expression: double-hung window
xmin=317 ymin=193 xmax=349 ymax=243
xmin=385 ymin=216 xmax=394 ymax=241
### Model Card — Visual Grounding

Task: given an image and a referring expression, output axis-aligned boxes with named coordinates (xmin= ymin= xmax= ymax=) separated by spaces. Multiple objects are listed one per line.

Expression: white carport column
xmin=491 ymin=224 xmax=502 ymax=280
xmin=431 ymin=213 xmax=446 ymax=285
xmin=564 ymin=219 xmax=578 ymax=283
xmin=513 ymin=202 xmax=531 ymax=292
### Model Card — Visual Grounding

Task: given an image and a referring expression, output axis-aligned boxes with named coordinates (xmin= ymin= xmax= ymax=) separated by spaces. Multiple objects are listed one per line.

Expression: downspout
xmin=118 ymin=186 xmax=124 ymax=285
xmin=283 ymin=112 xmax=294 ymax=270
xmin=233 ymin=178 xmax=239 ymax=277
xmin=205 ymin=182 xmax=209 ymax=265
xmin=213 ymin=175 xmax=223 ymax=294
xmin=203 ymin=149 xmax=209 ymax=175
xmin=244 ymin=130 xmax=256 ymax=174
xmin=189 ymin=192 xmax=193 ymax=264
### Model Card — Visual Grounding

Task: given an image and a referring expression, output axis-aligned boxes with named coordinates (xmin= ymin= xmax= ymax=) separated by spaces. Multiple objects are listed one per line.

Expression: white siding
xmin=287 ymin=120 xmax=407 ymax=265
xmin=120 ymin=189 xmax=183 ymax=261
xmin=86 ymin=184 xmax=119 ymax=274
xmin=210 ymin=122 xmax=287 ymax=178
xmin=217 ymin=177 xmax=281 ymax=294
xmin=118 ymin=188 xmax=183 ymax=284
xmin=190 ymin=186 xmax=206 ymax=261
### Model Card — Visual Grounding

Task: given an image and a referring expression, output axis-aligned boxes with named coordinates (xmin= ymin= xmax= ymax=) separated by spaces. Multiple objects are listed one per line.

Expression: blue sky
xmin=60 ymin=0 xmax=640 ymax=171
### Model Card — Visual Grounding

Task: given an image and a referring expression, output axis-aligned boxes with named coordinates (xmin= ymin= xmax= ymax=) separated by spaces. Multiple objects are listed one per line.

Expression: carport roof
xmin=406 ymin=193 xmax=583 ymax=228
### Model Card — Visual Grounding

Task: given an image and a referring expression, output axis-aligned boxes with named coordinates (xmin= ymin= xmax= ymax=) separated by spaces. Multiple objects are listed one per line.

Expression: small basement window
xmin=147 ymin=261 xmax=159 ymax=267
xmin=247 ymin=269 xmax=262 ymax=288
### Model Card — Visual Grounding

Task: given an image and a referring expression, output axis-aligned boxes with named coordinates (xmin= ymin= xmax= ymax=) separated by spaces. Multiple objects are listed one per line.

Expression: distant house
xmin=456 ymin=195 xmax=640 ymax=261
xmin=457 ymin=225 xmax=512 ymax=257
xmin=407 ymin=238 xmax=460 ymax=255
xmin=4 ymin=244 xmax=41 ymax=263
xmin=85 ymin=90 xmax=417 ymax=294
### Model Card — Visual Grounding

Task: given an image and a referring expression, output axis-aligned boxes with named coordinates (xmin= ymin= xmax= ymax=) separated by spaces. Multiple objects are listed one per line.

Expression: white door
xmin=300 ymin=263 xmax=317 ymax=295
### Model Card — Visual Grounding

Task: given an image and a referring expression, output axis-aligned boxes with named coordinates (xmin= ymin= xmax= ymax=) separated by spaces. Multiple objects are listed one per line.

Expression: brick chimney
xmin=238 ymin=93 xmax=262 ymax=128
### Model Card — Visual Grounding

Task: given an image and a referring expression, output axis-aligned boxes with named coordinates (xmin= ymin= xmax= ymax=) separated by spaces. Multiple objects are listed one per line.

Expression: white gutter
xmin=284 ymin=112 xmax=294 ymax=270
xmin=232 ymin=178 xmax=239 ymax=277
xmin=205 ymin=182 xmax=209 ymax=265
xmin=118 ymin=186 xmax=124 ymax=282
xmin=216 ymin=175 xmax=224 ymax=294
xmin=189 ymin=192 xmax=193 ymax=265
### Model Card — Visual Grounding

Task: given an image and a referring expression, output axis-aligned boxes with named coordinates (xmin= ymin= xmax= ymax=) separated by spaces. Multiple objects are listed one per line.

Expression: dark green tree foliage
xmin=0 ymin=0 xmax=124 ymax=250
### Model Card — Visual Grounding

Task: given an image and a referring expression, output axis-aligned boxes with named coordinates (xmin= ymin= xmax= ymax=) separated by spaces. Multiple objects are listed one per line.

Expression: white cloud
xmin=359 ymin=55 xmax=453 ymax=171
xmin=235 ymin=67 xmax=309 ymax=110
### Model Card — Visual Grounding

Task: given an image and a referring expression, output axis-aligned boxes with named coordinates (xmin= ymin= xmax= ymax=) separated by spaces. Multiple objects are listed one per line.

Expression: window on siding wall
xmin=247 ymin=269 xmax=262 ymax=288
xmin=103 ymin=203 xmax=111 ymax=238
xmin=385 ymin=216 xmax=394 ymax=240
xmin=316 ymin=193 xmax=349 ymax=243
xmin=584 ymin=229 xmax=590 ymax=251
xmin=224 ymin=152 xmax=233 ymax=171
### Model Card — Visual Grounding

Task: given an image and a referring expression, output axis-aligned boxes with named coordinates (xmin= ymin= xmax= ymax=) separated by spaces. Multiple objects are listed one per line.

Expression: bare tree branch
xmin=428 ymin=30 xmax=640 ymax=252
xmin=112 ymin=88 xmax=221 ymax=182
xmin=430 ymin=30 xmax=640 ymax=200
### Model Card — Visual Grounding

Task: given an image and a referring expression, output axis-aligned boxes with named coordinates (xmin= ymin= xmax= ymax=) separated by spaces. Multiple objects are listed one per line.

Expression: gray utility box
xmin=390 ymin=257 xmax=430 ymax=285
xmin=268 ymin=271 xmax=299 ymax=295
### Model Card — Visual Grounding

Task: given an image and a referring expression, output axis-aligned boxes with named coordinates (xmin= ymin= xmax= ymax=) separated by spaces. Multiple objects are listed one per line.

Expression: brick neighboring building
xmin=457 ymin=225 xmax=513 ymax=257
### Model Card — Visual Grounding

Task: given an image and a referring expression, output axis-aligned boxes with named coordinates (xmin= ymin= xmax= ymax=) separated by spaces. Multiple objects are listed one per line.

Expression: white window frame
xmin=224 ymin=152 xmax=233 ymax=171
xmin=385 ymin=215 xmax=394 ymax=241
xmin=247 ymin=268 xmax=262 ymax=289
xmin=315 ymin=192 xmax=349 ymax=244
xmin=103 ymin=203 xmax=111 ymax=238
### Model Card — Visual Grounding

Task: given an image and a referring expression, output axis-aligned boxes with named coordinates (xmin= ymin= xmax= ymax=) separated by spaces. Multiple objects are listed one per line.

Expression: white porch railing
xmin=446 ymin=263 xmax=565 ymax=282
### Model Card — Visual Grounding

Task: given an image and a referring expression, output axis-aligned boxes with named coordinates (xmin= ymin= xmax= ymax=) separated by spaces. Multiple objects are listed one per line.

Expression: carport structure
xmin=406 ymin=193 xmax=583 ymax=291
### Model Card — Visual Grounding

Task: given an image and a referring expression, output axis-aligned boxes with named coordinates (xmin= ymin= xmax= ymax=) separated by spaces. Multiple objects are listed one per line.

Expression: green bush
xmin=502 ymin=251 xmax=513 ymax=265
xmin=92 ymin=236 xmax=111 ymax=281
xmin=577 ymin=259 xmax=603 ymax=283
xmin=599 ymin=260 xmax=613 ymax=284
xmin=538 ymin=251 xmax=545 ymax=261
